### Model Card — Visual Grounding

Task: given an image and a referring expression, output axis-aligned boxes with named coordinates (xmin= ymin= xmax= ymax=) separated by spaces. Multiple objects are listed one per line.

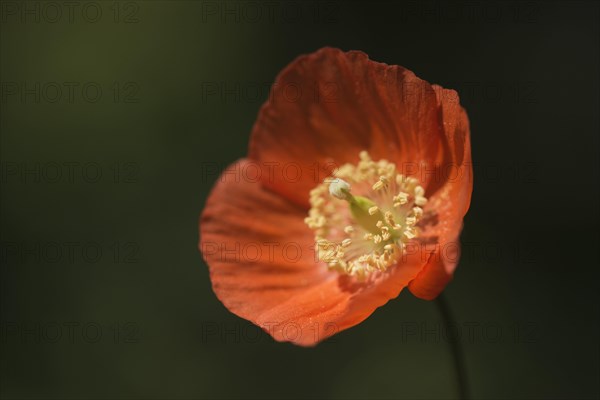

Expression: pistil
xmin=304 ymin=151 xmax=428 ymax=278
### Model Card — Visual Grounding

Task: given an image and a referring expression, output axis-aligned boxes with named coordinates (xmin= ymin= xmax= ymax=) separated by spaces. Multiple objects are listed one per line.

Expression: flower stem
xmin=435 ymin=293 xmax=470 ymax=400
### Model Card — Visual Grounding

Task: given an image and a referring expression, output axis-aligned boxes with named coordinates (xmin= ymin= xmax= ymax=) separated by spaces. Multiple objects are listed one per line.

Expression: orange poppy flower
xmin=199 ymin=47 xmax=472 ymax=346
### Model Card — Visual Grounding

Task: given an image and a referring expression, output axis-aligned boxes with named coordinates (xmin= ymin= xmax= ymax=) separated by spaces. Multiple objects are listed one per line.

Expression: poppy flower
xmin=199 ymin=47 xmax=472 ymax=346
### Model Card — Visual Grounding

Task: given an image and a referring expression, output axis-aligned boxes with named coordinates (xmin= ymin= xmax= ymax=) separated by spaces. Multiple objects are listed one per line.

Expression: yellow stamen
xmin=304 ymin=151 xmax=429 ymax=278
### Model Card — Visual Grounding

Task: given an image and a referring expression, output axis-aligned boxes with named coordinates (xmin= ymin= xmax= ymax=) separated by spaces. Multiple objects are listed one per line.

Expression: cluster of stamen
xmin=304 ymin=151 xmax=428 ymax=279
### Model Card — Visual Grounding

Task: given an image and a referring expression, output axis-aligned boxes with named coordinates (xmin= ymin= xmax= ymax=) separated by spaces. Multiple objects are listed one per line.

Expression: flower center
xmin=304 ymin=151 xmax=428 ymax=279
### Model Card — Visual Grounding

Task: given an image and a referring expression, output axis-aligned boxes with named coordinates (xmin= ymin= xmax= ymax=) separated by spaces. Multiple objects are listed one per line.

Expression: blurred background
xmin=1 ymin=1 xmax=598 ymax=399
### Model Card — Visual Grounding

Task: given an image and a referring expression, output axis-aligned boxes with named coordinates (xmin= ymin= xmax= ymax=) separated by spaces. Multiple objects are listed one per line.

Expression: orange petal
xmin=408 ymin=246 xmax=453 ymax=300
xmin=200 ymin=159 xmax=427 ymax=346
xmin=408 ymin=86 xmax=473 ymax=299
xmin=248 ymin=47 xmax=447 ymax=208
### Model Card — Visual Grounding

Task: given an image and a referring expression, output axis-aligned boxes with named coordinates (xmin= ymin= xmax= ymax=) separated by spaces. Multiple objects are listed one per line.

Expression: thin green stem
xmin=435 ymin=293 xmax=470 ymax=400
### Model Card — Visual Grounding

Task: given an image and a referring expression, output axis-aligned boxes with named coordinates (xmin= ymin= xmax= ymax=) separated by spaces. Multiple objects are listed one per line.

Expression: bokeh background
xmin=1 ymin=1 xmax=598 ymax=399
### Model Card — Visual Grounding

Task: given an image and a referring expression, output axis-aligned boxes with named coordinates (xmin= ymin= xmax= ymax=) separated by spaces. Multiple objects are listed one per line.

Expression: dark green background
xmin=1 ymin=1 xmax=598 ymax=399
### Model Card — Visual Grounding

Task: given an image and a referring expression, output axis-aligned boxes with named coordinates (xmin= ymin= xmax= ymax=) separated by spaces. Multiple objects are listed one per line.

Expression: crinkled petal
xmin=408 ymin=86 xmax=473 ymax=299
xmin=249 ymin=47 xmax=448 ymax=208
xmin=200 ymin=159 xmax=427 ymax=345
